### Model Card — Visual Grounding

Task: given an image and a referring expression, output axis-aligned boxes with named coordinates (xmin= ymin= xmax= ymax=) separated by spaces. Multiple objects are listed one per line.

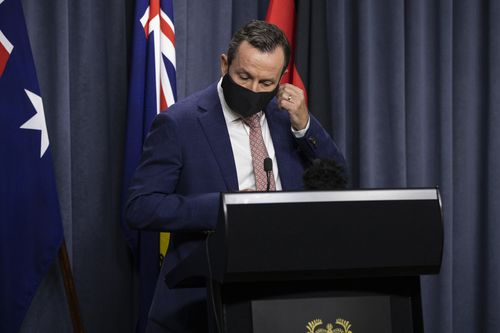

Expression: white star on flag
xmin=20 ymin=89 xmax=49 ymax=158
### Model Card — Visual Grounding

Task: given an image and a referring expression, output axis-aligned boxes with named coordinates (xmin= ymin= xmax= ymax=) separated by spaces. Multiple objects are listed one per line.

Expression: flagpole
xmin=59 ymin=240 xmax=85 ymax=333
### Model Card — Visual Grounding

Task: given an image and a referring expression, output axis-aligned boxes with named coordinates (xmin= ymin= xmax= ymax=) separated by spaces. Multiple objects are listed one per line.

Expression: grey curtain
xmin=18 ymin=0 xmax=500 ymax=332
xmin=326 ymin=1 xmax=500 ymax=332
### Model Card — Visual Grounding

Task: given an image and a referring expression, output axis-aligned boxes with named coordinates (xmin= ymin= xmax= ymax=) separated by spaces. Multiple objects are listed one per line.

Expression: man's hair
xmin=227 ymin=20 xmax=291 ymax=74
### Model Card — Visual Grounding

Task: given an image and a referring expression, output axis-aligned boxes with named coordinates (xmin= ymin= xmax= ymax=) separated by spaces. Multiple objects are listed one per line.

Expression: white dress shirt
xmin=217 ymin=78 xmax=309 ymax=191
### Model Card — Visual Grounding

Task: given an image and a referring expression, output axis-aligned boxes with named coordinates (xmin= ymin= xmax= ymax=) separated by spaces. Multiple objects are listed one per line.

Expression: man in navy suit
xmin=126 ymin=20 xmax=346 ymax=333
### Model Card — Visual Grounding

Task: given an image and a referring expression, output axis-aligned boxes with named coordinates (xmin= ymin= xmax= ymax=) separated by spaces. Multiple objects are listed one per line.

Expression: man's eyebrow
xmin=235 ymin=69 xmax=276 ymax=83
xmin=235 ymin=69 xmax=252 ymax=77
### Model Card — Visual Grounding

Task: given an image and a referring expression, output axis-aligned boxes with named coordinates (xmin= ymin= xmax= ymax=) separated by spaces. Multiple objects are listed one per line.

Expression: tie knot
xmin=243 ymin=114 xmax=261 ymax=129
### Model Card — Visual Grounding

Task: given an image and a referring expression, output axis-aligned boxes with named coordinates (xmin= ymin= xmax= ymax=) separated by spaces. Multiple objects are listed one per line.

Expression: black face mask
xmin=221 ymin=74 xmax=278 ymax=118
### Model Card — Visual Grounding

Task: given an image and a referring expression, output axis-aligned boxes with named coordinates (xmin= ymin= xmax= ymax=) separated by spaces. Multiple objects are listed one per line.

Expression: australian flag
xmin=122 ymin=0 xmax=177 ymax=332
xmin=0 ymin=1 xmax=64 ymax=333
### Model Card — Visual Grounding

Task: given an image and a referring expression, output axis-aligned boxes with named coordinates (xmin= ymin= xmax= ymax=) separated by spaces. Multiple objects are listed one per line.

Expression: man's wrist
xmin=291 ymin=116 xmax=310 ymax=138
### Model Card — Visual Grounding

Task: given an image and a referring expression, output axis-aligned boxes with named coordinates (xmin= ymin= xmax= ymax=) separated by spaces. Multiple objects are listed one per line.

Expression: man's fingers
xmin=278 ymin=83 xmax=304 ymax=105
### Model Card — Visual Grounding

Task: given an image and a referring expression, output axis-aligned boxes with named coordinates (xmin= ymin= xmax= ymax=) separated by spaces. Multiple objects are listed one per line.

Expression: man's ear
xmin=220 ymin=54 xmax=229 ymax=76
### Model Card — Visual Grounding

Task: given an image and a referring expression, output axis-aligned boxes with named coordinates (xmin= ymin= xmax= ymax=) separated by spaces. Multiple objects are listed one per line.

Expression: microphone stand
xmin=266 ymin=171 xmax=271 ymax=192
xmin=264 ymin=157 xmax=272 ymax=192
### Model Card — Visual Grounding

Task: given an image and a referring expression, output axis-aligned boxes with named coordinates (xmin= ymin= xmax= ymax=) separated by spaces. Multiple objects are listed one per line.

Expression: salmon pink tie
xmin=243 ymin=114 xmax=276 ymax=191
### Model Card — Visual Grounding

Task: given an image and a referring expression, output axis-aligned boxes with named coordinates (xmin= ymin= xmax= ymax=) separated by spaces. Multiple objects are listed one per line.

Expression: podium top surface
xmin=223 ymin=188 xmax=440 ymax=205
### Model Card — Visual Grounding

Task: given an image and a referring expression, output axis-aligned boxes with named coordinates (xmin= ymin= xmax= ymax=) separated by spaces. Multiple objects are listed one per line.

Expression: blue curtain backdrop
xmin=17 ymin=0 xmax=499 ymax=332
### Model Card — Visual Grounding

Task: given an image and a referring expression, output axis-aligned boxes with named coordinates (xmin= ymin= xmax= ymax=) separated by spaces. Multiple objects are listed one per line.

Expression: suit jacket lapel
xmin=265 ymin=102 xmax=297 ymax=190
xmin=197 ymin=84 xmax=239 ymax=192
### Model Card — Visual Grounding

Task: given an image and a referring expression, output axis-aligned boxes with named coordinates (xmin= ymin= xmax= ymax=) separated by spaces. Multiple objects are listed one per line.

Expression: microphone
xmin=263 ymin=157 xmax=273 ymax=192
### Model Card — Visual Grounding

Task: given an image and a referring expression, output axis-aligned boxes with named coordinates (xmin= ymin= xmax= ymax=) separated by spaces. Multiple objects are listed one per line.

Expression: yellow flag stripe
xmin=159 ymin=232 xmax=170 ymax=266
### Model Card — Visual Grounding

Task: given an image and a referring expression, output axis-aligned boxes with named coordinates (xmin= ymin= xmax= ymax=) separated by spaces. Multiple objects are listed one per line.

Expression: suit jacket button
xmin=308 ymin=137 xmax=317 ymax=147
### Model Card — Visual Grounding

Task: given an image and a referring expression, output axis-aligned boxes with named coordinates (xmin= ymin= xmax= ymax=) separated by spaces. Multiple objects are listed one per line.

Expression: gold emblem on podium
xmin=306 ymin=318 xmax=352 ymax=333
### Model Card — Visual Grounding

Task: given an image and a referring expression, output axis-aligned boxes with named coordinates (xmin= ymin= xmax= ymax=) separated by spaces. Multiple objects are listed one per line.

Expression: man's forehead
xmin=233 ymin=41 xmax=285 ymax=73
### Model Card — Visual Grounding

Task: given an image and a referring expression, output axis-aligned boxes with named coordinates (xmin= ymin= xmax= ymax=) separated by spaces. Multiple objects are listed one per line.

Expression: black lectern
xmin=166 ymin=189 xmax=443 ymax=333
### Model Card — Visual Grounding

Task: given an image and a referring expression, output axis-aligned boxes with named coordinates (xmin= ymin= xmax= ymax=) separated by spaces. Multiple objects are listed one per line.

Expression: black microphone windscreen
xmin=264 ymin=157 xmax=273 ymax=172
xmin=303 ymin=159 xmax=348 ymax=190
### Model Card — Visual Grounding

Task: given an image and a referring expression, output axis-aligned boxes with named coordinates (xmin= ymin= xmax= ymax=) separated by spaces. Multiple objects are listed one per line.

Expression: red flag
xmin=265 ymin=0 xmax=307 ymax=102
xmin=267 ymin=0 xmax=332 ymax=127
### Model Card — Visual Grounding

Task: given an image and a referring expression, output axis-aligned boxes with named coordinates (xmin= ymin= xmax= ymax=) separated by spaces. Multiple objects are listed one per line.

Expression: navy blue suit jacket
xmin=126 ymin=82 xmax=345 ymax=332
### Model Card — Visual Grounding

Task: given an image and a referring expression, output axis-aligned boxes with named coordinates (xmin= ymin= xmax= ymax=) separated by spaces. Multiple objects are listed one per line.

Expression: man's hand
xmin=277 ymin=83 xmax=309 ymax=131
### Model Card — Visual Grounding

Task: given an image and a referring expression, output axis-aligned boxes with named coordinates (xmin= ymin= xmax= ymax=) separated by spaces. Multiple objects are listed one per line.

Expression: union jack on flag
xmin=0 ymin=29 xmax=14 ymax=77
xmin=139 ymin=0 xmax=176 ymax=111
xmin=140 ymin=0 xmax=176 ymax=112
xmin=121 ymin=0 xmax=177 ymax=332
